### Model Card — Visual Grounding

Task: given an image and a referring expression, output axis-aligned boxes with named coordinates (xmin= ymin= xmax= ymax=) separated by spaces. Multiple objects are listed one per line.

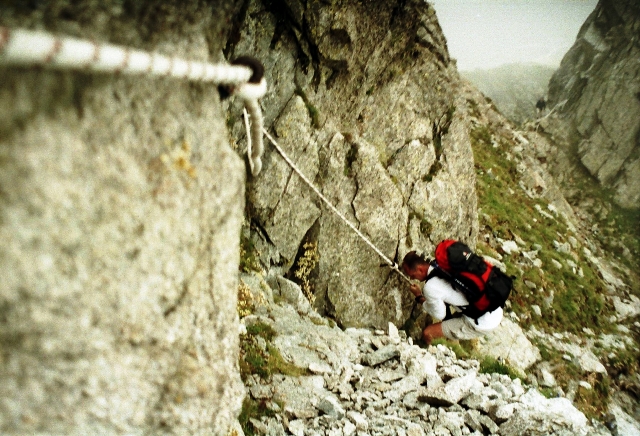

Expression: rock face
xmin=232 ymin=0 xmax=478 ymax=328
xmin=546 ymin=0 xmax=640 ymax=209
xmin=0 ymin=2 xmax=245 ymax=434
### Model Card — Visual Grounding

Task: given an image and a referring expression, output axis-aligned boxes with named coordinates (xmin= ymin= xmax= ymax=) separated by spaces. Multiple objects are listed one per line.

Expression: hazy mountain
xmin=463 ymin=63 xmax=556 ymax=125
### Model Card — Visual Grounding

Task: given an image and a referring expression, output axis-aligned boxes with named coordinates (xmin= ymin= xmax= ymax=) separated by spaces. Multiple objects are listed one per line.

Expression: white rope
xmin=262 ymin=128 xmax=412 ymax=284
xmin=243 ymin=102 xmax=264 ymax=175
xmin=0 ymin=27 xmax=252 ymax=83
xmin=0 ymin=26 xmax=266 ymax=175
xmin=0 ymin=26 xmax=407 ymax=279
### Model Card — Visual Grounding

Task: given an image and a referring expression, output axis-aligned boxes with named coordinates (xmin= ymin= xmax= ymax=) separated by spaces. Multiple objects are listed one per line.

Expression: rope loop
xmin=228 ymin=56 xmax=266 ymax=176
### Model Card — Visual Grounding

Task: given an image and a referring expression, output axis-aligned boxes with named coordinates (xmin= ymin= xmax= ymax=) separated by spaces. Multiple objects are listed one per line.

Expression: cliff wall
xmin=230 ymin=0 xmax=478 ymax=329
xmin=546 ymin=0 xmax=640 ymax=209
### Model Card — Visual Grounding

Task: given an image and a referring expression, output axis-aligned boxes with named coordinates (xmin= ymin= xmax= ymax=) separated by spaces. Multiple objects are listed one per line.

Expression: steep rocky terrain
xmin=238 ymin=277 xmax=602 ymax=436
xmin=545 ymin=0 xmax=640 ymax=210
xmin=237 ymin=77 xmax=640 ymax=435
xmin=1 ymin=0 xmax=639 ymax=435
xmin=227 ymin=0 xmax=478 ymax=330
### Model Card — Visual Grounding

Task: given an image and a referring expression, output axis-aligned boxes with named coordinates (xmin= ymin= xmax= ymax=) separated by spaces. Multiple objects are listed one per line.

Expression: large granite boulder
xmin=0 ymin=2 xmax=245 ymax=434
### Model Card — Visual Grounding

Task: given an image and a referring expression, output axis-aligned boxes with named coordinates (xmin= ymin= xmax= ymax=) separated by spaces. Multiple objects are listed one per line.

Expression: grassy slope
xmin=466 ymin=96 xmax=639 ymax=420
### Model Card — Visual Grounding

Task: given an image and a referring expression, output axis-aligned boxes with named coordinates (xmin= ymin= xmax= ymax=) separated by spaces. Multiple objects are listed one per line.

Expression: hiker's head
xmin=402 ymin=251 xmax=429 ymax=281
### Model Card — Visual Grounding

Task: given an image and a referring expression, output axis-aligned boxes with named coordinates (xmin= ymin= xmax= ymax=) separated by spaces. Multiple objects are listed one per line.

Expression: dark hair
xmin=402 ymin=251 xmax=429 ymax=271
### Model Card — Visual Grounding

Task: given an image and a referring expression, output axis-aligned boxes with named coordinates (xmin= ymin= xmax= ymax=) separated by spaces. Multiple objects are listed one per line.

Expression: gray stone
xmin=347 ymin=411 xmax=369 ymax=431
xmin=318 ymin=395 xmax=346 ymax=420
xmin=492 ymin=403 xmax=518 ymax=423
xmin=476 ymin=318 xmax=540 ymax=371
xmin=499 ymin=389 xmax=589 ymax=436
xmin=478 ymin=414 xmax=500 ymax=435
xmin=462 ymin=393 xmax=494 ymax=414
xmin=419 ymin=373 xmax=482 ymax=406
xmin=501 ymin=240 xmax=520 ymax=255
xmin=546 ymin=0 xmax=640 ymax=208
xmin=343 ymin=420 xmax=357 ymax=436
xmin=464 ymin=410 xmax=484 ymax=433
xmin=608 ymin=403 xmax=640 ymax=436
xmin=363 ymin=345 xmax=400 ymax=367
xmin=531 ymin=304 xmax=542 ymax=317
xmin=275 ymin=276 xmax=312 ymax=314
xmin=553 ymin=240 xmax=572 ymax=254
xmin=287 ymin=419 xmax=305 ymax=436
xmin=575 ymin=351 xmax=607 ymax=374
xmin=612 ymin=295 xmax=640 ymax=320
xmin=248 ymin=95 xmax=321 ymax=270
xmin=250 ymin=384 xmax=273 ymax=400
xmin=384 ymin=376 xmax=421 ymax=402
xmin=272 ymin=376 xmax=329 ymax=419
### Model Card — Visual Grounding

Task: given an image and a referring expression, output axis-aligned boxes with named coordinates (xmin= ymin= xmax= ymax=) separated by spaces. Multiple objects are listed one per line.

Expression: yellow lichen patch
xmin=293 ymin=242 xmax=319 ymax=304
xmin=160 ymin=140 xmax=197 ymax=178
xmin=237 ymin=280 xmax=254 ymax=318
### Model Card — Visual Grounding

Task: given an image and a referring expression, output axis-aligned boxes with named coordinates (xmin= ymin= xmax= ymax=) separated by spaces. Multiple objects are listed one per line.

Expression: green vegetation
xmin=238 ymin=321 xmax=308 ymax=435
xmin=239 ymin=322 xmax=306 ymax=379
xmin=479 ymin=356 xmax=522 ymax=380
xmin=470 ymin=125 xmax=615 ymax=335
xmin=344 ymin=142 xmax=358 ymax=177
xmin=237 ymin=278 xmax=308 ymax=435
xmin=409 ymin=210 xmax=433 ymax=236
xmin=239 ymin=230 xmax=261 ymax=273
xmin=422 ymin=160 xmax=443 ymax=183
xmin=238 ymin=396 xmax=276 ymax=436
xmin=564 ymin=164 xmax=640 ymax=293
xmin=573 ymin=375 xmax=611 ymax=422
xmin=430 ymin=338 xmax=472 ymax=359
xmin=294 ymin=87 xmax=321 ymax=128
xmin=291 ymin=242 xmax=319 ymax=304
xmin=468 ymin=115 xmax=638 ymax=420
xmin=430 ymin=338 xmax=524 ymax=381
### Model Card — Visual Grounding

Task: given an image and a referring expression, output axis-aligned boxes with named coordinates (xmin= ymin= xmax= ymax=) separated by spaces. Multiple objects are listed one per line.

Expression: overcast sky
xmin=431 ymin=0 xmax=598 ymax=71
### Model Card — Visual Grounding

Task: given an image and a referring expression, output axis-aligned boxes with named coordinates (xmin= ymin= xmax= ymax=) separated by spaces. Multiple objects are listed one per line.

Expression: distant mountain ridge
xmin=462 ymin=63 xmax=556 ymax=125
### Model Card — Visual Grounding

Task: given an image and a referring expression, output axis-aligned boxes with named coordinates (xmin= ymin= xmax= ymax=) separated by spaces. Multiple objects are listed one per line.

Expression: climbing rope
xmin=0 ymin=26 xmax=266 ymax=175
xmin=261 ymin=128 xmax=412 ymax=284
xmin=0 ymin=26 xmax=408 ymax=282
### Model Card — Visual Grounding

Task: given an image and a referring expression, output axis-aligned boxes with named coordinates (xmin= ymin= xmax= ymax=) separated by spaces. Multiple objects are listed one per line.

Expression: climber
xmin=536 ymin=97 xmax=547 ymax=116
xmin=401 ymin=243 xmax=506 ymax=345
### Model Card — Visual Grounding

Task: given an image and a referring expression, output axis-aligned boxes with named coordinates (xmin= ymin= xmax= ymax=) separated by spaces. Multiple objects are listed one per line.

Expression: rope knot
xmin=219 ymin=56 xmax=266 ymax=100
xmin=220 ymin=56 xmax=267 ymax=176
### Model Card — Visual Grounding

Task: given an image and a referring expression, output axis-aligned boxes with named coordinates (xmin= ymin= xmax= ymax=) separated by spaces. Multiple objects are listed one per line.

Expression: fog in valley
xmin=431 ymin=0 xmax=598 ymax=124
xmin=431 ymin=0 xmax=598 ymax=71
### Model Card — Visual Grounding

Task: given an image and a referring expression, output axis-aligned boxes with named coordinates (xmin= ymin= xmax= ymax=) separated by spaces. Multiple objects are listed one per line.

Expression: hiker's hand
xmin=409 ymin=284 xmax=421 ymax=297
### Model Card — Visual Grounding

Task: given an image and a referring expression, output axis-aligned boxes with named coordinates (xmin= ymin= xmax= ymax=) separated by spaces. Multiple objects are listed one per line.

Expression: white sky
xmin=431 ymin=0 xmax=598 ymax=71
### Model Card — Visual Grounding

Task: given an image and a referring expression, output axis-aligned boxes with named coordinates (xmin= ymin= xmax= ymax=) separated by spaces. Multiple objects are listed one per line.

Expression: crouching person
xmin=401 ymin=240 xmax=511 ymax=345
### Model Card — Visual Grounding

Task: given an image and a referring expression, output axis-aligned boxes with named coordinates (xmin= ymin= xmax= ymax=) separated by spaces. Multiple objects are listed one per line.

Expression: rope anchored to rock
xmin=0 ymin=26 xmax=409 ymax=283
xmin=260 ymin=128 xmax=412 ymax=284
xmin=0 ymin=26 xmax=266 ymax=175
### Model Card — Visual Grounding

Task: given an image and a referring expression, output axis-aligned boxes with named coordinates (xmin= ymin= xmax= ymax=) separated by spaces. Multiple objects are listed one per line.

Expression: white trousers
xmin=421 ymin=273 xmax=503 ymax=338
